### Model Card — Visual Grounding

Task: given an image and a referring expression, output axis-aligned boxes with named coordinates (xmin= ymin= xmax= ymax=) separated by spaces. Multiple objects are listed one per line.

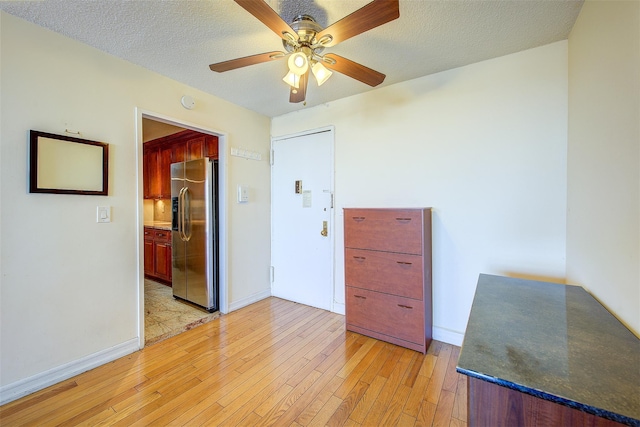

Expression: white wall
xmin=0 ymin=12 xmax=271 ymax=399
xmin=567 ymin=0 xmax=639 ymax=335
xmin=272 ymin=42 xmax=569 ymax=344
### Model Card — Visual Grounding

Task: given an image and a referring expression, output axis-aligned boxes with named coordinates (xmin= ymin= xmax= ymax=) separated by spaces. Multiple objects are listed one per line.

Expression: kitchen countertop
xmin=456 ymin=274 xmax=640 ymax=426
xmin=144 ymin=221 xmax=172 ymax=230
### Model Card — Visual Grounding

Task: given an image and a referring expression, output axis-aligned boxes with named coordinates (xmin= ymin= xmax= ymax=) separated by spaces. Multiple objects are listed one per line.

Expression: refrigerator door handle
xmin=177 ymin=187 xmax=182 ymax=239
xmin=183 ymin=187 xmax=192 ymax=241
xmin=179 ymin=187 xmax=188 ymax=241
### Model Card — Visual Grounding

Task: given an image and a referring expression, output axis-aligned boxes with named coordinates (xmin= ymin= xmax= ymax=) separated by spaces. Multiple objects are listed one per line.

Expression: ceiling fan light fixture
xmin=288 ymin=52 xmax=309 ymax=76
xmin=209 ymin=0 xmax=399 ymax=104
xmin=282 ymin=70 xmax=300 ymax=89
xmin=311 ymin=61 xmax=332 ymax=86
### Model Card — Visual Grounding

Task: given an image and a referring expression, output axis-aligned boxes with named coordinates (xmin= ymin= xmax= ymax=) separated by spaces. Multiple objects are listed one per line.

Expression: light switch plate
xmin=237 ymin=185 xmax=249 ymax=203
xmin=97 ymin=206 xmax=111 ymax=223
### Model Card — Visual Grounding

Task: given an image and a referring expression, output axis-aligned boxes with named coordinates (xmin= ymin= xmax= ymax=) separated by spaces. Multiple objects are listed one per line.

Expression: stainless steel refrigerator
xmin=171 ymin=158 xmax=219 ymax=312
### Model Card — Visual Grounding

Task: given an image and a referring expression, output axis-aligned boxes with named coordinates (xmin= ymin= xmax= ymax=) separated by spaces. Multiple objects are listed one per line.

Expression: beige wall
xmin=272 ymin=41 xmax=569 ymax=344
xmin=567 ymin=0 xmax=640 ymax=335
xmin=0 ymin=11 xmax=271 ymax=399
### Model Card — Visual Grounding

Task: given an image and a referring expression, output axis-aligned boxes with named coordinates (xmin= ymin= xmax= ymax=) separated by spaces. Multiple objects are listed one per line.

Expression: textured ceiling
xmin=0 ymin=0 xmax=583 ymax=117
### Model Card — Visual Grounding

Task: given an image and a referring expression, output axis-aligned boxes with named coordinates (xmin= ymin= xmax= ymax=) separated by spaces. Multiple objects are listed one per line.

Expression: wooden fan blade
xmin=323 ymin=54 xmax=386 ymax=87
xmin=234 ymin=0 xmax=297 ymax=40
xmin=289 ymin=70 xmax=309 ymax=103
xmin=315 ymin=0 xmax=399 ymax=47
xmin=209 ymin=51 xmax=285 ymax=72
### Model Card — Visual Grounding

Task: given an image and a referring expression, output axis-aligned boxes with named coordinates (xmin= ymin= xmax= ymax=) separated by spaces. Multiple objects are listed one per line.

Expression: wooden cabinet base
xmin=346 ymin=324 xmax=429 ymax=353
xmin=144 ymin=227 xmax=172 ymax=285
xmin=467 ymin=377 xmax=625 ymax=427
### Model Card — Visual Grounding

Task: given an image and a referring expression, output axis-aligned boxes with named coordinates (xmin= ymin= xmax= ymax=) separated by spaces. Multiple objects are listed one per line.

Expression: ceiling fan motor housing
xmin=282 ymin=14 xmax=324 ymax=54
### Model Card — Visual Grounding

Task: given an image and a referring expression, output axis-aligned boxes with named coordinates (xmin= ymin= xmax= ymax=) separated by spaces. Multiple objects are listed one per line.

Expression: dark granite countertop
xmin=457 ymin=274 xmax=640 ymax=426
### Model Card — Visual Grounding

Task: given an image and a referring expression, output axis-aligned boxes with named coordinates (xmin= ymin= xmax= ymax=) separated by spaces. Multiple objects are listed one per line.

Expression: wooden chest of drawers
xmin=344 ymin=208 xmax=432 ymax=353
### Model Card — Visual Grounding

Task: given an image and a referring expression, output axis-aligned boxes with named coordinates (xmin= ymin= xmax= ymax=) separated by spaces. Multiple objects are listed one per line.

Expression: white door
xmin=271 ymin=128 xmax=334 ymax=311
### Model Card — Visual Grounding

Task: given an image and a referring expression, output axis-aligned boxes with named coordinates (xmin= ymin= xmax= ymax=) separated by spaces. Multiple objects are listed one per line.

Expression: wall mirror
xmin=29 ymin=130 xmax=109 ymax=196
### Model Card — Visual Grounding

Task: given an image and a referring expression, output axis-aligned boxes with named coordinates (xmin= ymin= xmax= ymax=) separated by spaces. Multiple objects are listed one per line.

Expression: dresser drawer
xmin=345 ymin=248 xmax=423 ymax=300
xmin=346 ymin=286 xmax=424 ymax=345
xmin=344 ymin=208 xmax=423 ymax=254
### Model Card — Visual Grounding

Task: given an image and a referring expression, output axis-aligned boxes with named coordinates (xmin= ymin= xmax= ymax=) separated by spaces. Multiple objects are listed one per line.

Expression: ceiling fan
xmin=209 ymin=0 xmax=400 ymax=104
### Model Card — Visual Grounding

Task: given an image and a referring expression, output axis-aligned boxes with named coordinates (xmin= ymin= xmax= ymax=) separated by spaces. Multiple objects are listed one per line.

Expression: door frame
xmin=135 ymin=108 xmax=229 ymax=349
xmin=270 ymin=126 xmax=337 ymax=312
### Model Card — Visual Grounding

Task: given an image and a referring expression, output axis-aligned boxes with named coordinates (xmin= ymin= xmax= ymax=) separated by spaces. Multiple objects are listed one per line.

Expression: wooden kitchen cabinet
xmin=169 ymin=132 xmax=219 ymax=163
xmin=143 ymin=144 xmax=172 ymax=199
xmin=143 ymin=145 xmax=157 ymax=198
xmin=204 ymin=136 xmax=218 ymax=159
xmin=144 ymin=130 xmax=218 ymax=199
xmin=144 ymin=228 xmax=154 ymax=274
xmin=344 ymin=208 xmax=432 ymax=353
xmin=179 ymin=134 xmax=218 ymax=161
xmin=186 ymin=136 xmax=205 ymax=160
xmin=158 ymin=145 xmax=172 ymax=198
xmin=144 ymin=227 xmax=172 ymax=285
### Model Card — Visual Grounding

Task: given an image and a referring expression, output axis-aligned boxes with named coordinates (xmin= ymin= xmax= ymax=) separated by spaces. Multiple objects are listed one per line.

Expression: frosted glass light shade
xmin=282 ymin=71 xmax=300 ymax=89
xmin=288 ymin=52 xmax=309 ymax=76
xmin=312 ymin=61 xmax=333 ymax=86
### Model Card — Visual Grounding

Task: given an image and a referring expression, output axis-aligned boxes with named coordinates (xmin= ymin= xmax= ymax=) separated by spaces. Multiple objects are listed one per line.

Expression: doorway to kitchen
xmin=137 ymin=111 xmax=228 ymax=347
xmin=144 ymin=278 xmax=219 ymax=345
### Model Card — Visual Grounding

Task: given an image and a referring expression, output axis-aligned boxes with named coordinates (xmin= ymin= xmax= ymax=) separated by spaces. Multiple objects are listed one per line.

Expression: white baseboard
xmin=332 ymin=302 xmax=345 ymax=315
xmin=433 ymin=326 xmax=465 ymax=346
xmin=0 ymin=338 xmax=139 ymax=406
xmin=228 ymin=289 xmax=272 ymax=312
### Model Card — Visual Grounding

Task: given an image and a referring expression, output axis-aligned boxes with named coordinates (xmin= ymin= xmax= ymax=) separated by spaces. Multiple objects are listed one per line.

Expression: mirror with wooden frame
xmin=29 ymin=130 xmax=109 ymax=196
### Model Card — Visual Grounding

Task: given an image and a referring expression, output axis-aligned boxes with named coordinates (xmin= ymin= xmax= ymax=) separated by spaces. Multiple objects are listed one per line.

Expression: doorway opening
xmin=144 ymin=278 xmax=220 ymax=345
xmin=137 ymin=111 xmax=228 ymax=348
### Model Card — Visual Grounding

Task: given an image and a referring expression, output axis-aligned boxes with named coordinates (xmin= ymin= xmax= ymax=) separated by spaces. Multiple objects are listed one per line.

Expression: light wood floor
xmin=0 ymin=297 xmax=467 ymax=427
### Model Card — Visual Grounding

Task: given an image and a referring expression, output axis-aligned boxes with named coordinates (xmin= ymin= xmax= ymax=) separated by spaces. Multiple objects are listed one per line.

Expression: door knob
xmin=320 ymin=221 xmax=328 ymax=237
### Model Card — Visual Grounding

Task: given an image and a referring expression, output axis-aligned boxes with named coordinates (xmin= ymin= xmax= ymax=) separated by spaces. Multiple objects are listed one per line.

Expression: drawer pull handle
xmin=354 ymin=295 xmax=367 ymax=300
xmin=353 ymin=256 xmax=366 ymax=261
xmin=396 ymin=261 xmax=412 ymax=266
xmin=398 ymin=304 xmax=413 ymax=309
xmin=352 ymin=216 xmax=366 ymax=222
xmin=395 ymin=217 xmax=412 ymax=222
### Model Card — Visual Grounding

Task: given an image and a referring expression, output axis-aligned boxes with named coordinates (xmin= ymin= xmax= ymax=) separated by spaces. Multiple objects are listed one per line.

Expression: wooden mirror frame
xmin=29 ymin=130 xmax=109 ymax=196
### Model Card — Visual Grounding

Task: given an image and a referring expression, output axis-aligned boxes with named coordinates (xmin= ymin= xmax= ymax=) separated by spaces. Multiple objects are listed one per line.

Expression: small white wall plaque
xmin=302 ymin=190 xmax=312 ymax=208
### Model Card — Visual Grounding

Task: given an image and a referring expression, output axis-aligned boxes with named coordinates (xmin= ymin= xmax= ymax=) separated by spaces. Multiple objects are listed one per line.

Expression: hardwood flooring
xmin=0 ymin=297 xmax=467 ymax=426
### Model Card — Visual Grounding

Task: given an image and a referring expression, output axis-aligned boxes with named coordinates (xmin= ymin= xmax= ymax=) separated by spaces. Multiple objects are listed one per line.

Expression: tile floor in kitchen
xmin=144 ymin=279 xmax=220 ymax=346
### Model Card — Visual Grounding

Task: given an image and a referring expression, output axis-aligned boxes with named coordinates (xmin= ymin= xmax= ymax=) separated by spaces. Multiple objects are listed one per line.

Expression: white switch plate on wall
xmin=237 ymin=185 xmax=249 ymax=203
xmin=97 ymin=206 xmax=111 ymax=223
